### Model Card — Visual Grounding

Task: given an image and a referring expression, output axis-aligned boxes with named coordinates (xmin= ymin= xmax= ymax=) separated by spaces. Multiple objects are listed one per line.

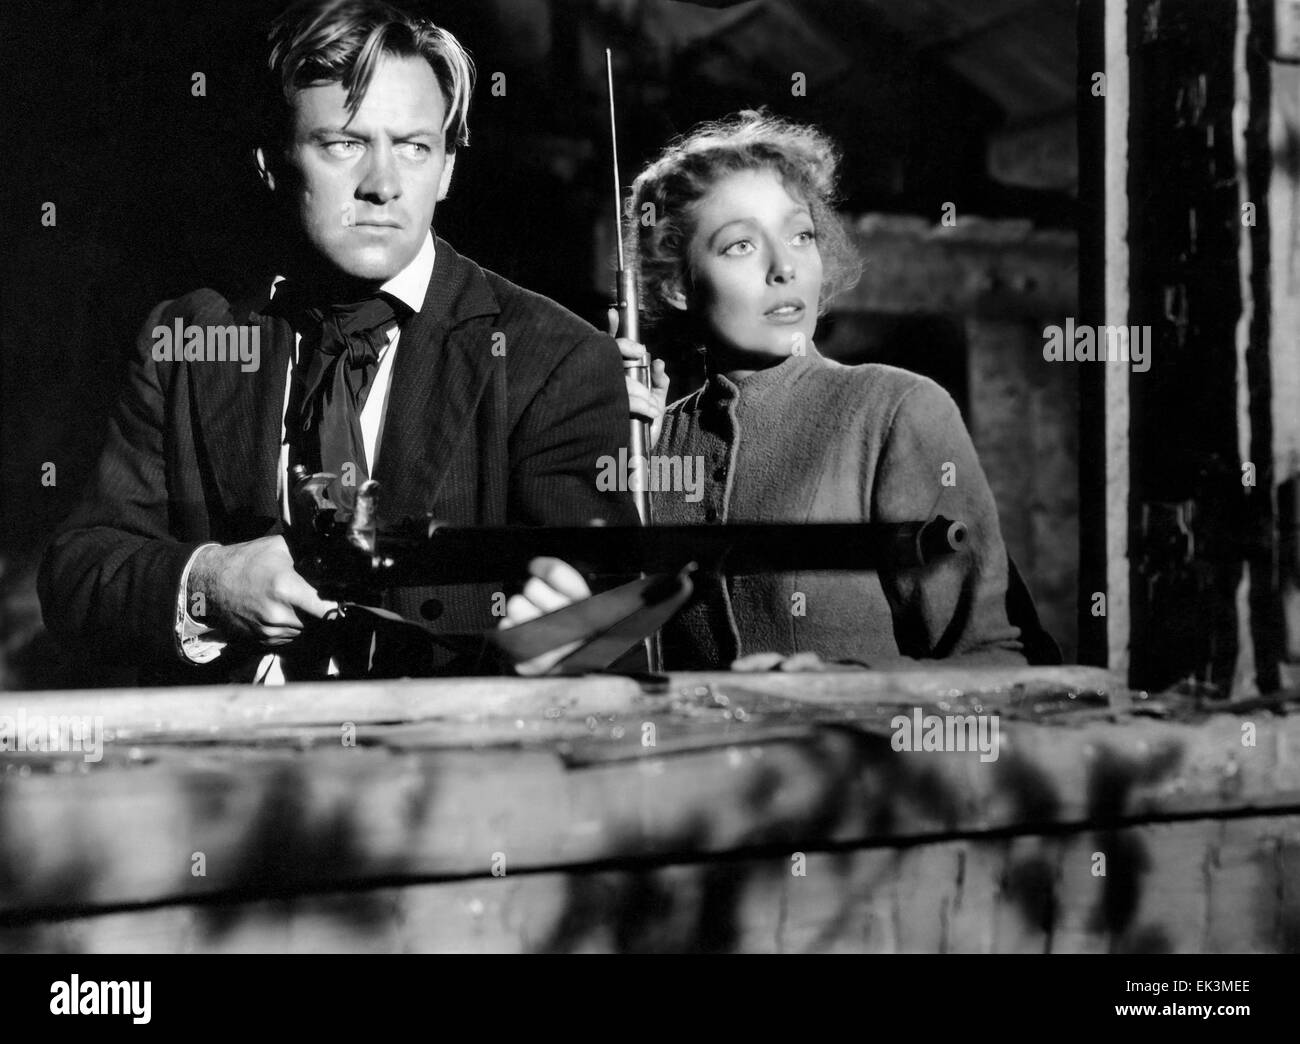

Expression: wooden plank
xmin=840 ymin=216 xmax=1077 ymax=319
xmin=7 ymin=814 xmax=1296 ymax=953
xmin=4 ymin=685 xmax=1300 ymax=918
xmin=0 ymin=666 xmax=1122 ymax=739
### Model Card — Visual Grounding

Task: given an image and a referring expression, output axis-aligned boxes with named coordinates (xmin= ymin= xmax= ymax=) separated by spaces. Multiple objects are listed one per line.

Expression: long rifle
xmin=605 ymin=48 xmax=652 ymax=525
xmin=288 ymin=472 xmax=968 ymax=595
xmin=287 ymin=470 xmax=969 ymax=673
xmin=605 ymin=47 xmax=662 ymax=671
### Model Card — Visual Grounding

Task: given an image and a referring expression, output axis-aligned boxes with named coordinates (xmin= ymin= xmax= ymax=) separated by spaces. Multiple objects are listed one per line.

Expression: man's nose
xmin=356 ymin=143 xmax=401 ymax=204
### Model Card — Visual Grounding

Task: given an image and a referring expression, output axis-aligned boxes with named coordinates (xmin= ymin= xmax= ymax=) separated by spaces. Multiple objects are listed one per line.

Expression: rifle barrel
xmin=303 ymin=518 xmax=968 ymax=590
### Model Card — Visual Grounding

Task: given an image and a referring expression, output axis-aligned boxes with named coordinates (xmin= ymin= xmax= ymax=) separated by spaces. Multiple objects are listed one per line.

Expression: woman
xmin=615 ymin=110 xmax=1047 ymax=671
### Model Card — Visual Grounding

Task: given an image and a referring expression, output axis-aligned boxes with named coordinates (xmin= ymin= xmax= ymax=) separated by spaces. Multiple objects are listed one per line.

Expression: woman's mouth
xmin=764 ymin=300 xmax=805 ymax=323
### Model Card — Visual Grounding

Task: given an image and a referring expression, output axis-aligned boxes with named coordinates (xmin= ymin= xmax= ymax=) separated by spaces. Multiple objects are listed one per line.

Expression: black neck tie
xmin=274 ymin=287 xmax=412 ymax=508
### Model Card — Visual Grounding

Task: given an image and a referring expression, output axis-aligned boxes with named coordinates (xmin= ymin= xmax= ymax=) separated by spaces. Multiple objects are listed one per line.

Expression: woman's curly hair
xmin=626 ymin=109 xmax=861 ymax=328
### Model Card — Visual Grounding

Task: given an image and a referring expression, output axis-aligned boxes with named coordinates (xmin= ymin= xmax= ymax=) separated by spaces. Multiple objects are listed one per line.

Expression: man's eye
xmin=722 ymin=240 xmax=755 ymax=257
xmin=395 ymin=142 xmax=432 ymax=159
xmin=324 ymin=140 xmax=362 ymax=157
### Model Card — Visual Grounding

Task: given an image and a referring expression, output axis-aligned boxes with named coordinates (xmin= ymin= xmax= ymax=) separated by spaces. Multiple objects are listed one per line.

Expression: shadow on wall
xmin=7 ymin=715 xmax=1289 ymax=953
xmin=535 ymin=727 xmax=1189 ymax=953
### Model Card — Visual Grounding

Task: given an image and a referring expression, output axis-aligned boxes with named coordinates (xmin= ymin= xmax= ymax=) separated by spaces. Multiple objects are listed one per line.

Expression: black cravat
xmin=273 ymin=286 xmax=412 ymax=506
xmin=268 ymin=285 xmax=413 ymax=681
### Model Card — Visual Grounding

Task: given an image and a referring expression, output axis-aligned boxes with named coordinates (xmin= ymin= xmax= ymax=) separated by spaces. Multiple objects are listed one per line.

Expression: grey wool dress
xmin=653 ymin=346 xmax=1029 ymax=670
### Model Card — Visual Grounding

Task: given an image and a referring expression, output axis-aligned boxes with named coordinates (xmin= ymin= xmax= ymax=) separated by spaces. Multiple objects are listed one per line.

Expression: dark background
xmin=0 ymin=0 xmax=1077 ymax=685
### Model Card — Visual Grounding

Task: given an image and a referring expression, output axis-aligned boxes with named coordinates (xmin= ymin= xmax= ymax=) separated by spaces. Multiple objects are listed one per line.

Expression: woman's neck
xmin=707 ymin=343 xmax=812 ymax=385
xmin=707 ymin=343 xmax=793 ymax=385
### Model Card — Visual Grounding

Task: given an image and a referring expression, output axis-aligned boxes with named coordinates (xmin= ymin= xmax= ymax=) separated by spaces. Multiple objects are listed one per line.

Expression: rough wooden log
xmin=2 ymin=669 xmax=1298 ymax=954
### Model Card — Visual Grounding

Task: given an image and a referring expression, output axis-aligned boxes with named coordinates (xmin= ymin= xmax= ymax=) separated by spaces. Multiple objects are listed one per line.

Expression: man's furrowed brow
xmin=306 ymin=125 xmax=441 ymax=140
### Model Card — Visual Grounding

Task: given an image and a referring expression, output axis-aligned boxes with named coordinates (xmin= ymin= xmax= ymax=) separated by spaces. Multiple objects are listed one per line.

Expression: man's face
xmin=273 ymin=52 xmax=454 ymax=283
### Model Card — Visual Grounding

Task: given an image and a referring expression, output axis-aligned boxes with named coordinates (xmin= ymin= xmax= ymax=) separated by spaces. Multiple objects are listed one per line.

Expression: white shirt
xmin=175 ymin=232 xmax=437 ymax=683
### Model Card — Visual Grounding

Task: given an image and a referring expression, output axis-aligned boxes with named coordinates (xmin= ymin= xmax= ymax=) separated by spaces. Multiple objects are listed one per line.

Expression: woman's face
xmin=680 ymin=167 xmax=824 ymax=362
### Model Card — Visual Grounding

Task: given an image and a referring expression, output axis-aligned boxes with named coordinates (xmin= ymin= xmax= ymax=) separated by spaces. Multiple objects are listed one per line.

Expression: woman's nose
xmin=768 ymin=257 xmax=796 ymax=284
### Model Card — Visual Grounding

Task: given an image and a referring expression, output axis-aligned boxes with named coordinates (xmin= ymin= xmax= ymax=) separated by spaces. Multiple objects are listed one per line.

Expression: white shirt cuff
xmin=175 ymin=542 xmax=226 ymax=664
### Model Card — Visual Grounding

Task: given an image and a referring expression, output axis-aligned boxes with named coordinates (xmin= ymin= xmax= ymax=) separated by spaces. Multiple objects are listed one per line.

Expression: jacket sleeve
xmin=37 ymin=300 xmax=205 ymax=665
xmin=507 ymin=328 xmax=641 ymax=530
xmin=869 ymin=378 xmax=1027 ymax=667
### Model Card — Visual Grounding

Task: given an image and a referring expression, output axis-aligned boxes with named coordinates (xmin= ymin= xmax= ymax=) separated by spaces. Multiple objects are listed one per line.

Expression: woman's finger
xmin=607 ymin=306 xmax=619 ymax=339
xmin=730 ymin=651 xmax=786 ymax=672
xmin=627 ymin=385 xmax=661 ymax=419
xmin=779 ymin=652 xmax=826 ymax=672
xmin=650 ymin=358 xmax=670 ymax=391
xmin=616 ymin=337 xmax=648 ymax=364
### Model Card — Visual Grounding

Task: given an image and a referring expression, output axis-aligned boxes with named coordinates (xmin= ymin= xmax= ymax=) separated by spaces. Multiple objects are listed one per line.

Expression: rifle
xmin=289 ymin=468 xmax=967 ymax=598
xmin=288 ymin=468 xmax=966 ymax=673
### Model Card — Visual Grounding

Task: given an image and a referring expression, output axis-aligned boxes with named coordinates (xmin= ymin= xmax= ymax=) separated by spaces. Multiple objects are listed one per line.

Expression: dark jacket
xmin=38 ymin=237 xmax=639 ymax=683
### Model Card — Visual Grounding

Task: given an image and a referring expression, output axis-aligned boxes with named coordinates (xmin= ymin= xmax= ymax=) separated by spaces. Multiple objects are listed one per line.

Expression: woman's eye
xmin=792 ymin=229 xmax=817 ymax=245
xmin=722 ymin=240 xmax=755 ymax=257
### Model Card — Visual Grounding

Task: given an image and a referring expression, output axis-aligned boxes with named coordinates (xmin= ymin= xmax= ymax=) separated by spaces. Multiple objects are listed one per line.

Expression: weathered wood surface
xmin=13 ymin=817 xmax=1296 ymax=954
xmin=2 ymin=667 xmax=1298 ymax=952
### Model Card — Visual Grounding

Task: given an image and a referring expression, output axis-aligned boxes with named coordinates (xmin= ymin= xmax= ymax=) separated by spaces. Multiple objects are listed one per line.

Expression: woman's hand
xmin=730 ymin=651 xmax=869 ymax=672
xmin=607 ymin=307 xmax=669 ymax=449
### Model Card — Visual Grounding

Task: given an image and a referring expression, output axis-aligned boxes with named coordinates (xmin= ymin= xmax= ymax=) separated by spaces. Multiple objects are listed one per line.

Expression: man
xmin=38 ymin=0 xmax=637 ymax=684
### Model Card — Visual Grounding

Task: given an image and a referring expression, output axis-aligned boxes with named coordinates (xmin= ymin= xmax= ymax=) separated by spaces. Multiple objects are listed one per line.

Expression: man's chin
xmin=317 ymin=243 xmax=421 ymax=285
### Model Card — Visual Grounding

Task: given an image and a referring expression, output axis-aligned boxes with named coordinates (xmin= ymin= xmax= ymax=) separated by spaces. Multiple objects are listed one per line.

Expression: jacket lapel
xmin=191 ymin=295 xmax=291 ymax=532
xmin=373 ymin=237 xmax=500 ymax=522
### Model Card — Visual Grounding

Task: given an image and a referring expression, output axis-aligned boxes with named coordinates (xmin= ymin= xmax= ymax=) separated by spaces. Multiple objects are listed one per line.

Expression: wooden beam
xmin=838 ymin=215 xmax=1077 ymax=318
xmin=7 ymin=814 xmax=1296 ymax=952
xmin=3 ymin=670 xmax=1298 ymax=923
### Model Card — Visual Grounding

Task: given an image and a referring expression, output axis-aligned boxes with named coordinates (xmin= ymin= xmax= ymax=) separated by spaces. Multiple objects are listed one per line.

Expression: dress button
xmin=712 ymin=466 xmax=726 ymax=481
xmin=705 ymin=506 xmax=719 ymax=522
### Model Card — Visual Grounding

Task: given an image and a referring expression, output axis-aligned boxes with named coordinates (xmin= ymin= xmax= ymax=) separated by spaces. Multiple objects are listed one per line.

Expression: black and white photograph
xmin=0 ymin=0 xmax=1297 ymax=1004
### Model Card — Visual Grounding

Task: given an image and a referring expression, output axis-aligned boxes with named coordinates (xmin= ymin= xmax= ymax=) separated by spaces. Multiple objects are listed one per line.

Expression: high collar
xmin=381 ymin=229 xmax=436 ymax=313
xmin=256 ymin=231 xmax=499 ymax=330
xmin=420 ymin=234 xmax=500 ymax=328
xmin=702 ymin=343 xmax=828 ymax=409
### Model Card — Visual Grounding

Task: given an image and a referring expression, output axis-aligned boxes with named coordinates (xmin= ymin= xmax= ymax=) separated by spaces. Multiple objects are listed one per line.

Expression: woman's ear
xmin=661 ymin=281 xmax=689 ymax=312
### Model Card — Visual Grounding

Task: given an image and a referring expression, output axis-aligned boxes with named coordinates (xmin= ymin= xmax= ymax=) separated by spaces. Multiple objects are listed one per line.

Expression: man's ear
xmin=254 ymin=146 xmax=277 ymax=192
xmin=437 ymin=151 xmax=457 ymax=201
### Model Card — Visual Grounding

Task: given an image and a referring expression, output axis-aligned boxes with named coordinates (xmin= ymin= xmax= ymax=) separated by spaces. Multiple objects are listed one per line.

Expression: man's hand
xmin=499 ymin=556 xmax=592 ymax=676
xmin=188 ymin=535 xmax=337 ymax=647
xmin=607 ymin=307 xmax=669 ymax=449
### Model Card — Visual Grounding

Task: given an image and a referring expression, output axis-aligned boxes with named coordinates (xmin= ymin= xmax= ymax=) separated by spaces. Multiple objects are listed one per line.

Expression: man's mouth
xmin=355 ymin=220 xmax=402 ymax=229
xmin=764 ymin=299 xmax=806 ymax=323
